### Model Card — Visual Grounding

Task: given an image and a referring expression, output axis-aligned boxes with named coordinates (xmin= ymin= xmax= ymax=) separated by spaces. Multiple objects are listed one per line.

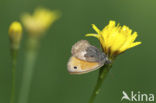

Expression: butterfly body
xmin=68 ymin=40 xmax=109 ymax=74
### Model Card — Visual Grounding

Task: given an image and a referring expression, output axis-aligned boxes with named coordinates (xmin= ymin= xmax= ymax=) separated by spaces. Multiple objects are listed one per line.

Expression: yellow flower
xmin=21 ymin=8 xmax=60 ymax=36
xmin=9 ymin=21 xmax=22 ymax=49
xmin=86 ymin=20 xmax=141 ymax=58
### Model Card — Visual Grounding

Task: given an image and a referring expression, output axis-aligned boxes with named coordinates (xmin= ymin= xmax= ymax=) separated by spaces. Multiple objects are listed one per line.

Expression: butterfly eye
xmin=74 ymin=66 xmax=77 ymax=69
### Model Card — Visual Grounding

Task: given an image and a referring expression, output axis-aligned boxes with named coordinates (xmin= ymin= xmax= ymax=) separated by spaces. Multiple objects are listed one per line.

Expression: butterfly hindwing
xmin=71 ymin=40 xmax=106 ymax=62
xmin=71 ymin=40 xmax=90 ymax=61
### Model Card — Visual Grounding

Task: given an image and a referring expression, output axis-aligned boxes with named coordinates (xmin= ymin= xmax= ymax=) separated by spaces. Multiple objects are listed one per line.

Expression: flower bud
xmin=9 ymin=21 xmax=22 ymax=49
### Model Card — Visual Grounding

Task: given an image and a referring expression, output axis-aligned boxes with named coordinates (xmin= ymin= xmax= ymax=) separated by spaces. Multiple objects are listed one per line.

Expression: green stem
xmin=10 ymin=49 xmax=18 ymax=103
xmin=88 ymin=63 xmax=112 ymax=103
xmin=18 ymin=37 xmax=38 ymax=103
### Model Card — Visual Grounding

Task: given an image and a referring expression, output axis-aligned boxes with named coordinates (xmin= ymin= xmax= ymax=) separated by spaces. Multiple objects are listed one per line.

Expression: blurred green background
xmin=0 ymin=0 xmax=156 ymax=103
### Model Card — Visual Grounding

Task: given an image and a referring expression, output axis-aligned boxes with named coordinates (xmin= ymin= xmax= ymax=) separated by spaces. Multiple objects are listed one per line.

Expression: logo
xmin=121 ymin=91 xmax=155 ymax=102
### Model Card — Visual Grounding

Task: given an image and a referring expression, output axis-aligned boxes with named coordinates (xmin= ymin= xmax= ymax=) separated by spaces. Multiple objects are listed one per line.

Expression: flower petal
xmin=92 ymin=24 xmax=100 ymax=33
xmin=131 ymin=32 xmax=138 ymax=42
xmin=85 ymin=33 xmax=99 ymax=38
xmin=129 ymin=42 xmax=142 ymax=48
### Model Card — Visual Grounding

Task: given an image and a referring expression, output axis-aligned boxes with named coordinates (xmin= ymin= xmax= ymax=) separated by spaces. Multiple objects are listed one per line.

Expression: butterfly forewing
xmin=68 ymin=56 xmax=104 ymax=74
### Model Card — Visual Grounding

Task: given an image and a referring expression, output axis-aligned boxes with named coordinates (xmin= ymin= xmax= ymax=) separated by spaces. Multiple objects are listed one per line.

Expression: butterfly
xmin=67 ymin=40 xmax=110 ymax=74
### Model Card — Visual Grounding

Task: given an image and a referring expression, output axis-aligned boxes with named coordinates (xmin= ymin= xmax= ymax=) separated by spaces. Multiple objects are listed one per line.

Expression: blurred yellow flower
xmin=9 ymin=21 xmax=22 ymax=49
xmin=86 ymin=20 xmax=141 ymax=58
xmin=21 ymin=8 xmax=60 ymax=36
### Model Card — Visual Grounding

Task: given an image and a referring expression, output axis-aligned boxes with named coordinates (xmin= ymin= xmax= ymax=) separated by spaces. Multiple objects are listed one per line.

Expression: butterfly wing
xmin=71 ymin=40 xmax=90 ymax=61
xmin=84 ymin=46 xmax=106 ymax=62
xmin=71 ymin=40 xmax=106 ymax=63
xmin=67 ymin=56 xmax=104 ymax=74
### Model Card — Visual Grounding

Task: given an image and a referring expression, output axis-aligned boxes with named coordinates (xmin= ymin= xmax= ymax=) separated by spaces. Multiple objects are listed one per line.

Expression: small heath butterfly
xmin=67 ymin=40 xmax=110 ymax=74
